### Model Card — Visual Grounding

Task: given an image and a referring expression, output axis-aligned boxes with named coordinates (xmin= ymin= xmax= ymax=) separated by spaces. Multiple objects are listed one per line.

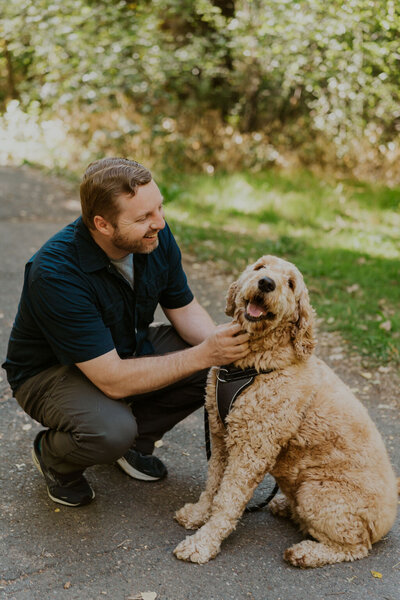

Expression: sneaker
xmin=116 ymin=449 xmax=167 ymax=481
xmin=32 ymin=430 xmax=95 ymax=507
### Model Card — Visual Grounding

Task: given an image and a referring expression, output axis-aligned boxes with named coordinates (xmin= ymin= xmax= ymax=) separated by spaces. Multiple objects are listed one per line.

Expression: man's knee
xmin=74 ymin=403 xmax=137 ymax=464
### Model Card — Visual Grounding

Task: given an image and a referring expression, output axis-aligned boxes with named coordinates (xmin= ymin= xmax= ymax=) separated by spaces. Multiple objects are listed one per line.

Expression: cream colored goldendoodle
xmin=174 ymin=255 xmax=398 ymax=566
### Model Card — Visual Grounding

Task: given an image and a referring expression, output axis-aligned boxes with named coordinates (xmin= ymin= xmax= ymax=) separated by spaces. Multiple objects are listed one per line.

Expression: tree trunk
xmin=4 ymin=39 xmax=19 ymax=100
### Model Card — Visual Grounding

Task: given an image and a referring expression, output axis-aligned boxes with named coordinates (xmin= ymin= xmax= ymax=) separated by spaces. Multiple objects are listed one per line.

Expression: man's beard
xmin=111 ymin=227 xmax=159 ymax=254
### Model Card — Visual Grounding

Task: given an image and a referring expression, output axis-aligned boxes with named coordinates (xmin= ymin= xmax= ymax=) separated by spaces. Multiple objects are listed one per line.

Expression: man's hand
xmin=198 ymin=322 xmax=250 ymax=367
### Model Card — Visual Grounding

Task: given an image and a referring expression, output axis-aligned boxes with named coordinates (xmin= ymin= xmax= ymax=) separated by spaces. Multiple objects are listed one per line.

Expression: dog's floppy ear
xmin=225 ymin=281 xmax=238 ymax=317
xmin=290 ymin=286 xmax=316 ymax=359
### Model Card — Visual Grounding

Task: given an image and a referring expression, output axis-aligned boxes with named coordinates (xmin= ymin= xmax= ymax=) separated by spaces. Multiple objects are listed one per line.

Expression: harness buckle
xmin=217 ymin=367 xmax=229 ymax=383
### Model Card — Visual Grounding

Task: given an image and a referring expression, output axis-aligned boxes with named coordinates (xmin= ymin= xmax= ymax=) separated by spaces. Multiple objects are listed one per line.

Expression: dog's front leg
xmin=175 ymin=369 xmax=228 ymax=530
xmin=174 ymin=445 xmax=274 ymax=563
xmin=174 ymin=427 xmax=227 ymax=530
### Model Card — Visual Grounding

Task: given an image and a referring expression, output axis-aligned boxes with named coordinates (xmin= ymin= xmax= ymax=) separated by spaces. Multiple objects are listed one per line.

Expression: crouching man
xmin=2 ymin=157 xmax=249 ymax=507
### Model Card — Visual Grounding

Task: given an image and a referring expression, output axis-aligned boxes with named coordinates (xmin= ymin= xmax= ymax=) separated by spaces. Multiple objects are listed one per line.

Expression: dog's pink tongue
xmin=247 ymin=302 xmax=266 ymax=318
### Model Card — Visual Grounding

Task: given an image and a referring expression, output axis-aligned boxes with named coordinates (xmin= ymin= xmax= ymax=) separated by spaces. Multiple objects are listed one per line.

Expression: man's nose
xmin=151 ymin=211 xmax=165 ymax=230
xmin=258 ymin=276 xmax=276 ymax=293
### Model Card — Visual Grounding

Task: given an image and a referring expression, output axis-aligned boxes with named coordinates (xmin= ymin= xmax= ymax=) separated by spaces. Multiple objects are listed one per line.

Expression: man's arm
xmin=76 ymin=322 xmax=249 ymax=400
xmin=162 ymin=298 xmax=216 ymax=346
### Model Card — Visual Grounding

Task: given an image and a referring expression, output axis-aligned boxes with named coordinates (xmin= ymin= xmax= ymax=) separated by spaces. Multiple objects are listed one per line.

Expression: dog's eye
xmin=288 ymin=278 xmax=295 ymax=290
xmin=254 ymin=264 xmax=264 ymax=271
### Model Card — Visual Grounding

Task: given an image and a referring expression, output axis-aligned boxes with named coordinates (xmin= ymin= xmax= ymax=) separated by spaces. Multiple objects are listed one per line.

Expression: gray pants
xmin=15 ymin=325 xmax=208 ymax=474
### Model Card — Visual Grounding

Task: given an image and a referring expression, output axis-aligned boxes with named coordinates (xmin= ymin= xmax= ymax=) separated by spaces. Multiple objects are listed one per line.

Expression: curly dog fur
xmin=174 ymin=255 xmax=398 ymax=566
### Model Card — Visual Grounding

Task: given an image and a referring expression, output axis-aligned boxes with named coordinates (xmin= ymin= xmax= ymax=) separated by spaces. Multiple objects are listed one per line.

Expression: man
xmin=2 ymin=157 xmax=249 ymax=507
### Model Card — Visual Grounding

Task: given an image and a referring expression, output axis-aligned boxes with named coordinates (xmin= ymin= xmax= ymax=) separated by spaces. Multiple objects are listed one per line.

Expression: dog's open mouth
xmin=244 ymin=296 xmax=276 ymax=322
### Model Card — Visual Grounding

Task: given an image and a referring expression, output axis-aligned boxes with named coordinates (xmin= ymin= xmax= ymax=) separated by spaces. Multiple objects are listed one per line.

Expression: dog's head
xmin=226 ymin=255 xmax=316 ymax=360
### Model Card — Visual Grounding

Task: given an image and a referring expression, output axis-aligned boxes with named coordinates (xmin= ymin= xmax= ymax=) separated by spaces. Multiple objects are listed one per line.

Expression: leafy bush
xmin=1 ymin=0 xmax=399 ymax=180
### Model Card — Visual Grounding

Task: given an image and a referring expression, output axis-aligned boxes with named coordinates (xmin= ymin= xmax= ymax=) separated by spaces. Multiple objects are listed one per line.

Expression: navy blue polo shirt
xmin=2 ymin=217 xmax=193 ymax=393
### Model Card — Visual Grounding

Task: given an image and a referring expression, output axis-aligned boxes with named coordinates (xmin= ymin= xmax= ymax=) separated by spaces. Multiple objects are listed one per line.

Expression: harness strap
xmin=217 ymin=365 xmax=274 ymax=383
xmin=216 ymin=373 xmax=255 ymax=426
xmin=216 ymin=365 xmax=274 ymax=427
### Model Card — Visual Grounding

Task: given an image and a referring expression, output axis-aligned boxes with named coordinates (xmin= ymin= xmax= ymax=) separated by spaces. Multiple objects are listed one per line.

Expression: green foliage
xmin=1 ymin=0 xmax=400 ymax=177
xmin=159 ymin=169 xmax=400 ymax=365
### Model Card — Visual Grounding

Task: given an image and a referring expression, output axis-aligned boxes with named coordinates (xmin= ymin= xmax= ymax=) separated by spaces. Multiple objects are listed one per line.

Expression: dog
xmin=173 ymin=255 xmax=398 ymax=566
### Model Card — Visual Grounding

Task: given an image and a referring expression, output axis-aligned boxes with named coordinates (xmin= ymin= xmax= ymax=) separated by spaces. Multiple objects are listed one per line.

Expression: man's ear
xmin=225 ymin=281 xmax=238 ymax=317
xmin=93 ymin=215 xmax=113 ymax=236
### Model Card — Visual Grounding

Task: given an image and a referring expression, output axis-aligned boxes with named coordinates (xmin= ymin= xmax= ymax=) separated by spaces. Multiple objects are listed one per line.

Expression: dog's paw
xmin=174 ymin=502 xmax=209 ymax=530
xmin=284 ymin=539 xmax=369 ymax=568
xmin=284 ymin=540 xmax=346 ymax=568
xmin=284 ymin=540 xmax=319 ymax=568
xmin=173 ymin=533 xmax=220 ymax=564
xmin=269 ymin=495 xmax=292 ymax=519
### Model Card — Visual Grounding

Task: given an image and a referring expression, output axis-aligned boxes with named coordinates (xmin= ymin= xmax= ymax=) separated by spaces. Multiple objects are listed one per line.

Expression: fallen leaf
xmin=360 ymin=372 xmax=372 ymax=380
xmin=154 ymin=440 xmax=163 ymax=448
xmin=346 ymin=284 xmax=360 ymax=294
xmin=55 ymin=508 xmax=60 ymax=512
xmin=329 ymin=353 xmax=344 ymax=361
xmin=63 ymin=581 xmax=72 ymax=589
xmin=22 ymin=423 xmax=32 ymax=431
xmin=370 ymin=570 xmax=382 ymax=579
xmin=141 ymin=594 xmax=157 ymax=600
xmin=379 ymin=320 xmax=391 ymax=331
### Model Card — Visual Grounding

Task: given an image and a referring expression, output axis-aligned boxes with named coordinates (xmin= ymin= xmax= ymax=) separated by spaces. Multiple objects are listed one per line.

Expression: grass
xmin=158 ymin=169 xmax=400 ymax=367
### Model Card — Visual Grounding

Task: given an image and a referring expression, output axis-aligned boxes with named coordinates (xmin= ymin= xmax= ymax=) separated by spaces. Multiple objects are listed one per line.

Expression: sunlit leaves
xmin=1 ymin=0 xmax=400 ymax=175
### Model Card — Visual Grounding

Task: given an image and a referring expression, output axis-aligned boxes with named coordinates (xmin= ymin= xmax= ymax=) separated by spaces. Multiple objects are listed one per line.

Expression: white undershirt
xmin=110 ymin=253 xmax=134 ymax=289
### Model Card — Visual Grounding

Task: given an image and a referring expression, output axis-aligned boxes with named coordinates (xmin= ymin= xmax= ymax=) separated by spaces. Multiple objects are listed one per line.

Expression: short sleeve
xmin=29 ymin=274 xmax=115 ymax=365
xmin=158 ymin=229 xmax=194 ymax=309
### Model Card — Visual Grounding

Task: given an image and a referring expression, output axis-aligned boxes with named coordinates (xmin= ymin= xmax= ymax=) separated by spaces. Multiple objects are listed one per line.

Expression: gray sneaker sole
xmin=116 ymin=457 xmax=161 ymax=481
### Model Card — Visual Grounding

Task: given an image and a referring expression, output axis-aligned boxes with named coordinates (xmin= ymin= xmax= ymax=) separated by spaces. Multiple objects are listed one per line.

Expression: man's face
xmin=111 ymin=180 xmax=166 ymax=254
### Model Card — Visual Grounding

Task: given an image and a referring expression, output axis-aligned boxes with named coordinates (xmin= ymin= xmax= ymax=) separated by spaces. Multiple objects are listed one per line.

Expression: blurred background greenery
xmin=2 ymin=0 xmax=400 ymax=180
xmin=1 ymin=0 xmax=399 ymax=365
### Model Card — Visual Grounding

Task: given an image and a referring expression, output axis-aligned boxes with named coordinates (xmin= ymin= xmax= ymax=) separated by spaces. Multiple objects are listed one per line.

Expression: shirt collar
xmin=74 ymin=217 xmax=111 ymax=273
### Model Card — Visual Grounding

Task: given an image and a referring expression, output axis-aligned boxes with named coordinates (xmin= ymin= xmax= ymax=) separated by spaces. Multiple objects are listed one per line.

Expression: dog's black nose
xmin=258 ymin=277 xmax=276 ymax=293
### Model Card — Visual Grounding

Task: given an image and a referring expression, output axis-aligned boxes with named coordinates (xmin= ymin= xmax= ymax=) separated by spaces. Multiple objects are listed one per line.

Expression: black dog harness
xmin=204 ymin=364 xmax=279 ymax=512
xmin=216 ymin=365 xmax=274 ymax=426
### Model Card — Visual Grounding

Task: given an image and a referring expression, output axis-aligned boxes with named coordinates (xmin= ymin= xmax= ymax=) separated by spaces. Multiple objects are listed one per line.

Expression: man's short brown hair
xmin=80 ymin=157 xmax=152 ymax=229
